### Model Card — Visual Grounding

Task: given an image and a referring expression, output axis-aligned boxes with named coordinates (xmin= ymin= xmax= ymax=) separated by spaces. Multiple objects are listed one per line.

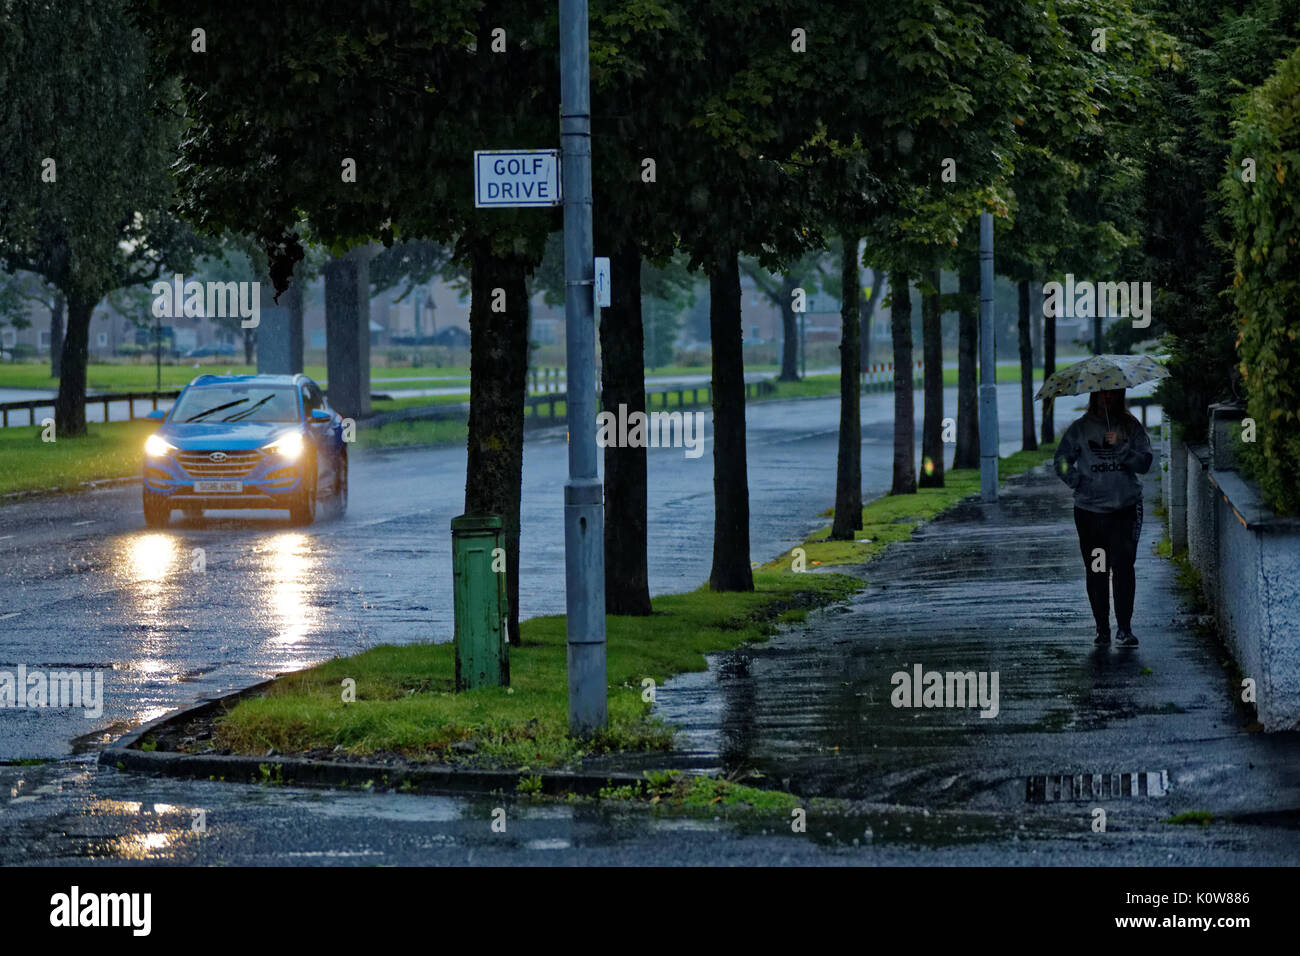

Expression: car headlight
xmin=144 ymin=434 xmax=176 ymax=458
xmin=263 ymin=432 xmax=304 ymax=461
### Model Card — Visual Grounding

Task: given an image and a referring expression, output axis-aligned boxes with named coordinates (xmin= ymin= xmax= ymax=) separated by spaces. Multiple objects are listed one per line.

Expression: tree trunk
xmin=779 ymin=276 xmax=800 ymax=381
xmin=600 ymin=240 xmax=652 ymax=615
xmin=890 ymin=271 xmax=916 ymax=496
xmin=287 ymin=275 xmax=305 ymax=374
xmin=1030 ymin=279 xmax=1042 ymax=369
xmin=1041 ymin=296 xmax=1056 ymax=445
xmin=1018 ymin=278 xmax=1038 ymax=451
xmin=242 ymin=328 xmax=256 ymax=366
xmin=919 ymin=268 xmax=945 ymax=487
xmin=954 ymin=269 xmax=979 ymax=469
xmin=54 ymin=293 xmax=96 ymax=437
xmin=860 ymin=270 xmax=882 ymax=369
xmin=49 ymin=293 xmax=65 ymax=378
xmin=324 ymin=250 xmax=373 ymax=419
xmin=831 ymin=234 xmax=862 ymax=540
xmin=708 ymin=248 xmax=753 ymax=592
xmin=465 ymin=247 xmax=531 ymax=644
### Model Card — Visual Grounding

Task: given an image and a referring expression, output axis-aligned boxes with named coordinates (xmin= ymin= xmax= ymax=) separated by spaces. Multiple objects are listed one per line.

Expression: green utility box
xmin=451 ymin=513 xmax=509 ymax=690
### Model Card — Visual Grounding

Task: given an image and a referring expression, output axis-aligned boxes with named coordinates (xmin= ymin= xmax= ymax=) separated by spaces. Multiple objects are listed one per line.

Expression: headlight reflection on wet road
xmin=117 ymin=534 xmax=184 ymax=702
xmin=123 ymin=533 xmax=178 ymax=614
xmin=261 ymin=532 xmax=318 ymax=651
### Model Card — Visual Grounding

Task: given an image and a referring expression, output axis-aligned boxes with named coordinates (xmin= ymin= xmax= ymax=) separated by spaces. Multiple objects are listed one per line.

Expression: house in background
xmin=2 ymin=296 xmax=236 ymax=359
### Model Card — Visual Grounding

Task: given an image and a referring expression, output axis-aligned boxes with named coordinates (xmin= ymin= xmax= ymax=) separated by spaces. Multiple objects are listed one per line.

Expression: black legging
xmin=1073 ymin=503 xmax=1141 ymax=633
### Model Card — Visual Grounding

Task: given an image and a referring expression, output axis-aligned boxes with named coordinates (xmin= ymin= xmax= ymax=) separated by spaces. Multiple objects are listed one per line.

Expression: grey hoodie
xmin=1053 ymin=411 xmax=1153 ymax=512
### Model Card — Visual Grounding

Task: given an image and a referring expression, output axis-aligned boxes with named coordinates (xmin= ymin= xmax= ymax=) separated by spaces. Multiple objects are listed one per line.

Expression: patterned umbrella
xmin=1035 ymin=353 xmax=1169 ymax=400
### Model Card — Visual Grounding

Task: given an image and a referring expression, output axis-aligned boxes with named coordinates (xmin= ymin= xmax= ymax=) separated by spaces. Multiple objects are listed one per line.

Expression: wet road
xmin=0 ymin=383 xmax=1085 ymax=862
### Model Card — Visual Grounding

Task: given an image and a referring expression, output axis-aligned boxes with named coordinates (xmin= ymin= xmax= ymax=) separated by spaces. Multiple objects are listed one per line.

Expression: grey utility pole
xmin=800 ymin=313 xmax=807 ymax=380
xmin=978 ymin=212 xmax=999 ymax=502
xmin=559 ymin=0 xmax=607 ymax=734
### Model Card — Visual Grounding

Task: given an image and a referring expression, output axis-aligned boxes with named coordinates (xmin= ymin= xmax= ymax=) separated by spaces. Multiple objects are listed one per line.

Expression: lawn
xmin=0 ymin=359 xmax=1046 ymax=395
xmin=0 ymin=420 xmax=155 ymax=496
xmin=940 ymin=364 xmax=1024 ymax=387
xmin=354 ymin=419 xmax=469 ymax=450
xmin=368 ymin=393 xmax=471 ymax=413
xmin=0 ymin=362 xmax=471 ymax=393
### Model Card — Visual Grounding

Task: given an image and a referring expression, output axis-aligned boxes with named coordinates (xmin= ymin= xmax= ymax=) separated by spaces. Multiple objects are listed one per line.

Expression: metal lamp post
xmin=559 ymin=0 xmax=607 ymax=735
xmin=978 ymin=212 xmax=999 ymax=502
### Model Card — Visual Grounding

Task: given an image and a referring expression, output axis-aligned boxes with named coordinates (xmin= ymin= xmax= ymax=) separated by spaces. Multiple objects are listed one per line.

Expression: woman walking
xmin=1053 ymin=388 xmax=1153 ymax=647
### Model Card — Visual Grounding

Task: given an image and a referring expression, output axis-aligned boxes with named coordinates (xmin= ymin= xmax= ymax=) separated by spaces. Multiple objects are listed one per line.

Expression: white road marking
xmin=72 ymin=520 xmax=94 ymax=526
xmin=0 ymin=612 xmax=18 ymax=621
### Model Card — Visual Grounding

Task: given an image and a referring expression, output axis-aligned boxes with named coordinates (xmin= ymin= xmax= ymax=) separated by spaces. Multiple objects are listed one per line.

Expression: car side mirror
xmin=310 ymin=409 xmax=331 ymax=422
xmin=146 ymin=409 xmax=166 ymax=420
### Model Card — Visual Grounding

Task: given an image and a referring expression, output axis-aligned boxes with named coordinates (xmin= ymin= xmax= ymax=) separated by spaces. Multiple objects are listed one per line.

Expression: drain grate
xmin=1026 ymin=771 xmax=1169 ymax=803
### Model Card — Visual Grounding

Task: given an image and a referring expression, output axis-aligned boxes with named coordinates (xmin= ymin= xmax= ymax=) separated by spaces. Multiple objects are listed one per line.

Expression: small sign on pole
xmin=474 ymin=150 xmax=562 ymax=208
xmin=594 ymin=257 xmax=611 ymax=308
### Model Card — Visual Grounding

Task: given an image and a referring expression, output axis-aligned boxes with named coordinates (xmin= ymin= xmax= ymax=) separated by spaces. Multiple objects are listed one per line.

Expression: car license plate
xmin=194 ymin=480 xmax=242 ymax=493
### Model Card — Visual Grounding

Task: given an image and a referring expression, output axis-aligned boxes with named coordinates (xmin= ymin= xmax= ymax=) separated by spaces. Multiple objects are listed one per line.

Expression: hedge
xmin=1224 ymin=48 xmax=1300 ymax=515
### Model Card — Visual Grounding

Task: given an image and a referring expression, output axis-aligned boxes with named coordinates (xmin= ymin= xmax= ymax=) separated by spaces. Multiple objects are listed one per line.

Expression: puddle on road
xmin=70 ymin=721 xmax=137 ymax=754
xmin=524 ymin=838 xmax=570 ymax=850
xmin=296 ymin=793 xmax=465 ymax=824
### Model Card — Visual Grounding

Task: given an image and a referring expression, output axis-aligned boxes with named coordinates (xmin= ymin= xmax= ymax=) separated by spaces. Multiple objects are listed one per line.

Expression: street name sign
xmin=474 ymin=150 xmax=562 ymax=208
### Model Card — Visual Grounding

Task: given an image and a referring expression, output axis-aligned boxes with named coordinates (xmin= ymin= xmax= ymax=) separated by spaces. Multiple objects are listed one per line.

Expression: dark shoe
xmin=1115 ymin=628 xmax=1139 ymax=647
xmin=1094 ymin=629 xmax=1111 ymax=645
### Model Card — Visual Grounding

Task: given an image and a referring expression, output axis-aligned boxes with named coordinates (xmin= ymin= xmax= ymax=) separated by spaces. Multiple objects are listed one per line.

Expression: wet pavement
xmin=589 ymin=464 xmax=1300 ymax=863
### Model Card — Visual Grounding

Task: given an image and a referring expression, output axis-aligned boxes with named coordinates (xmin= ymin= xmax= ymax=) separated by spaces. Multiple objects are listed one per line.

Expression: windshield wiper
xmin=185 ymin=398 xmax=248 ymax=422
xmin=222 ymin=394 xmax=276 ymax=422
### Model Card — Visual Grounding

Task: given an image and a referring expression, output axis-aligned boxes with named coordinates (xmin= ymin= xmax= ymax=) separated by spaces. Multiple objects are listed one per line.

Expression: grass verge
xmin=1162 ymin=810 xmax=1214 ymax=826
xmin=590 ymin=770 xmax=801 ymax=811
xmin=0 ymin=362 xmax=473 ymax=392
xmin=210 ymin=571 xmax=860 ymax=768
xmin=759 ymin=444 xmax=1057 ymax=572
xmin=0 ymin=420 xmax=154 ymax=496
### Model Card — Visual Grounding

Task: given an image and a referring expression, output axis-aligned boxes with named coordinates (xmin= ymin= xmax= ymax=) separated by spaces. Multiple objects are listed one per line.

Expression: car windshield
xmin=171 ymin=385 xmax=300 ymax=423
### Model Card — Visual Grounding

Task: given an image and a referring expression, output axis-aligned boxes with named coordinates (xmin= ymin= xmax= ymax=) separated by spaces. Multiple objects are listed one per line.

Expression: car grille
xmin=175 ymin=449 xmax=264 ymax=478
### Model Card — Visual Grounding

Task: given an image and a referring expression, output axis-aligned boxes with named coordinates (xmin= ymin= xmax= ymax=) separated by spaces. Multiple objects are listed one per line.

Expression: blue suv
xmin=141 ymin=373 xmax=348 ymax=527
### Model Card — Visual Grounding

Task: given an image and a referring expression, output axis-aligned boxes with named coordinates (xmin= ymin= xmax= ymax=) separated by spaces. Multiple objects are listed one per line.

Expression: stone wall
xmin=1170 ymin=410 xmax=1300 ymax=730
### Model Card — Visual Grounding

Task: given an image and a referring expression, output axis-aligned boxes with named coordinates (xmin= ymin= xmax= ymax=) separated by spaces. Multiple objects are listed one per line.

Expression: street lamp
xmin=154 ymin=312 xmax=162 ymax=393
xmin=978 ymin=212 xmax=999 ymax=502
xmin=560 ymin=0 xmax=607 ymax=735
